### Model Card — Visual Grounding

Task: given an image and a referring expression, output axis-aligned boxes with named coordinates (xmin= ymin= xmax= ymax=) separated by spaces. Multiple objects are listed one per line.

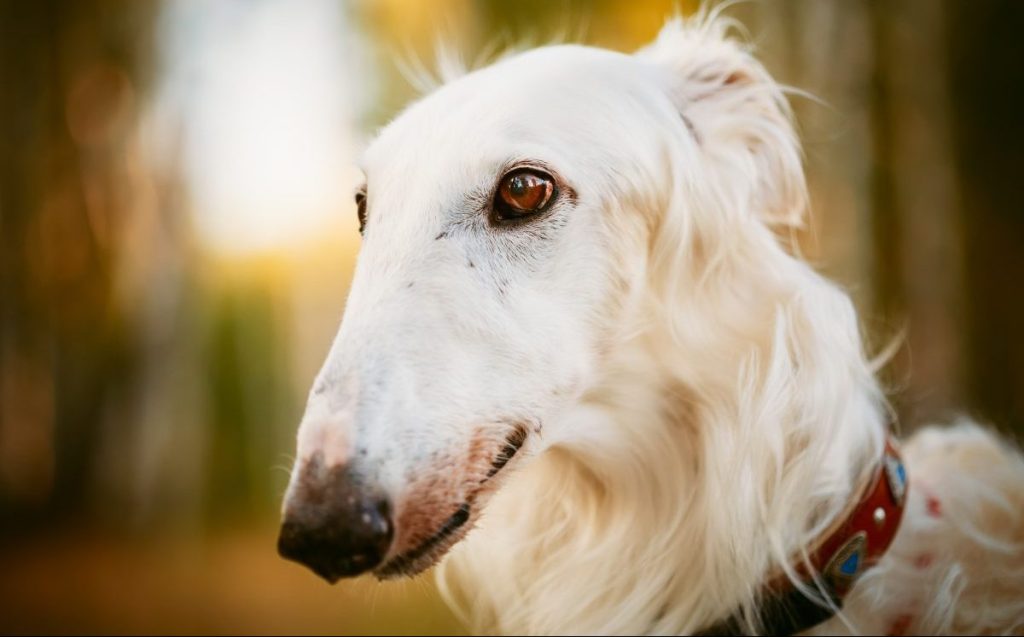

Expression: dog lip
xmin=374 ymin=503 xmax=472 ymax=578
xmin=373 ymin=425 xmax=530 ymax=578
xmin=484 ymin=426 xmax=528 ymax=480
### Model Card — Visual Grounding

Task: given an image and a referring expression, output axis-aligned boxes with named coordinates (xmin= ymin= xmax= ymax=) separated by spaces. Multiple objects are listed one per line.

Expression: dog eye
xmin=355 ymin=186 xmax=367 ymax=234
xmin=494 ymin=169 xmax=556 ymax=221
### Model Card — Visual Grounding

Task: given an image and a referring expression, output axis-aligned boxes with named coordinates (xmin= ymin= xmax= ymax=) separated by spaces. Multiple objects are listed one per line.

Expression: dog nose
xmin=277 ymin=463 xmax=393 ymax=583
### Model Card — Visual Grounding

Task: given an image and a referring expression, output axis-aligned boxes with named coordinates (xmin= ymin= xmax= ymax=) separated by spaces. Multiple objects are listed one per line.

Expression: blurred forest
xmin=1 ymin=0 xmax=1022 ymax=634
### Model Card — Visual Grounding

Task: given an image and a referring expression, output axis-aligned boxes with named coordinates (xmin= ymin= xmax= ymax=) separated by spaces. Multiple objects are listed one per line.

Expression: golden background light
xmin=159 ymin=0 xmax=364 ymax=256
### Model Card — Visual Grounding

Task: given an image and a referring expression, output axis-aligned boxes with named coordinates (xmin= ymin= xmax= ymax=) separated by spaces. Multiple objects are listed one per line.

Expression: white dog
xmin=278 ymin=12 xmax=1024 ymax=635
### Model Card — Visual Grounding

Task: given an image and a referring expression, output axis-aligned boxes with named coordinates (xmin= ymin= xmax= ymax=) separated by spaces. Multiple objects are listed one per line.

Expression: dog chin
xmin=373 ymin=517 xmax=475 ymax=580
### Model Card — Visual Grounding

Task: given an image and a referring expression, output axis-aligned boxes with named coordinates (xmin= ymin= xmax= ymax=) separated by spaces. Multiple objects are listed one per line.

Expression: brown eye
xmin=355 ymin=186 xmax=367 ymax=234
xmin=495 ymin=169 xmax=556 ymax=221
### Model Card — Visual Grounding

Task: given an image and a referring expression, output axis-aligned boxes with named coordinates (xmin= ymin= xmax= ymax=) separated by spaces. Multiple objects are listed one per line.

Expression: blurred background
xmin=1 ymin=0 xmax=1022 ymax=634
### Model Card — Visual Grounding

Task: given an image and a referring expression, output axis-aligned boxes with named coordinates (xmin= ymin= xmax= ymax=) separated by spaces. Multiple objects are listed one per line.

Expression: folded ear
xmin=637 ymin=16 xmax=807 ymax=227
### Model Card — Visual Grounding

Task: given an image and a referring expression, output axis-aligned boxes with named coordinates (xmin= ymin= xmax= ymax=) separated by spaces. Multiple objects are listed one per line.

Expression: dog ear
xmin=638 ymin=16 xmax=807 ymax=227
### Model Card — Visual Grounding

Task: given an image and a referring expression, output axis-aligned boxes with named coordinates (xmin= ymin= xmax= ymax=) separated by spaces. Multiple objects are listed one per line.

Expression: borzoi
xmin=278 ymin=13 xmax=1024 ymax=635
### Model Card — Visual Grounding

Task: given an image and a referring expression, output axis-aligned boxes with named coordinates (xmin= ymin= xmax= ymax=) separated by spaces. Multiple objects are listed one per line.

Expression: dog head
xmin=278 ymin=17 xmax=805 ymax=581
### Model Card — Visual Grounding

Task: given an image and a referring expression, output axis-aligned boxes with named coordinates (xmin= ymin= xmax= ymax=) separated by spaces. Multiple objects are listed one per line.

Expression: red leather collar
xmin=698 ymin=435 xmax=908 ymax=635
xmin=797 ymin=436 xmax=907 ymax=595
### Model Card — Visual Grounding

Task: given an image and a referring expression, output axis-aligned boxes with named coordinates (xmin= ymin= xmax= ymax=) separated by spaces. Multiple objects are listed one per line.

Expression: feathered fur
xmin=432 ymin=14 xmax=1024 ymax=636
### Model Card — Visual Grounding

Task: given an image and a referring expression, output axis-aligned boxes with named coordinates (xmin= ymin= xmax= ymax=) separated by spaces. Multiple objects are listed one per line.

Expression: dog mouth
xmin=373 ymin=426 xmax=528 ymax=578
xmin=374 ymin=502 xmax=473 ymax=578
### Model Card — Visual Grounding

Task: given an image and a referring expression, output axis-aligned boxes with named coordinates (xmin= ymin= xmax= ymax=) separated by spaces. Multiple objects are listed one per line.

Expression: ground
xmin=0 ymin=524 xmax=463 ymax=635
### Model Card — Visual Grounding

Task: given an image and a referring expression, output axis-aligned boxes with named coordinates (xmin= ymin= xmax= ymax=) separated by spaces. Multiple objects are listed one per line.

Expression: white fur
xmin=286 ymin=10 xmax=1024 ymax=636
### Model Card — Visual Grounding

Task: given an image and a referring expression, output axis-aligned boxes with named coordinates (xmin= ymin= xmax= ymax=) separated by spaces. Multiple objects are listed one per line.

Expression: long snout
xmin=277 ymin=457 xmax=393 ymax=582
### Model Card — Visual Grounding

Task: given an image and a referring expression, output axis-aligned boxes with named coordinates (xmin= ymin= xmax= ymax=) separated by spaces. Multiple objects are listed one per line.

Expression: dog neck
xmin=695 ymin=435 xmax=908 ymax=635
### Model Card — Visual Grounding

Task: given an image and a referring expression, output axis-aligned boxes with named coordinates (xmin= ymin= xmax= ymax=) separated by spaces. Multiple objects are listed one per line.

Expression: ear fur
xmin=638 ymin=14 xmax=807 ymax=227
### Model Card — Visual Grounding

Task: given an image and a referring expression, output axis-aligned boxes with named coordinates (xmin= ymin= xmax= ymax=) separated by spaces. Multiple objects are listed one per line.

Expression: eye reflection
xmin=494 ymin=169 xmax=556 ymax=221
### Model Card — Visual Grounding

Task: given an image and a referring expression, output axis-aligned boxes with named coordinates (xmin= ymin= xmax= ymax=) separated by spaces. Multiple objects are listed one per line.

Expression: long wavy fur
xmin=434 ymin=11 xmax=1024 ymax=636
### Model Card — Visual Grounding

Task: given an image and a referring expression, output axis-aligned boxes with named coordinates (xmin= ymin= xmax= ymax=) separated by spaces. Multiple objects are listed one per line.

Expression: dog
xmin=278 ymin=11 xmax=1024 ymax=635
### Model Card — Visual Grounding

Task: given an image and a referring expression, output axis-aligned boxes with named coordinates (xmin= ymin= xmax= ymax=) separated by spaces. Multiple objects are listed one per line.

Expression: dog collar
xmin=696 ymin=435 xmax=908 ymax=636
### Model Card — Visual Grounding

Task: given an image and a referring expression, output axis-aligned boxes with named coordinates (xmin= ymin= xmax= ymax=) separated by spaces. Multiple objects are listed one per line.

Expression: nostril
xmin=278 ymin=484 xmax=394 ymax=583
